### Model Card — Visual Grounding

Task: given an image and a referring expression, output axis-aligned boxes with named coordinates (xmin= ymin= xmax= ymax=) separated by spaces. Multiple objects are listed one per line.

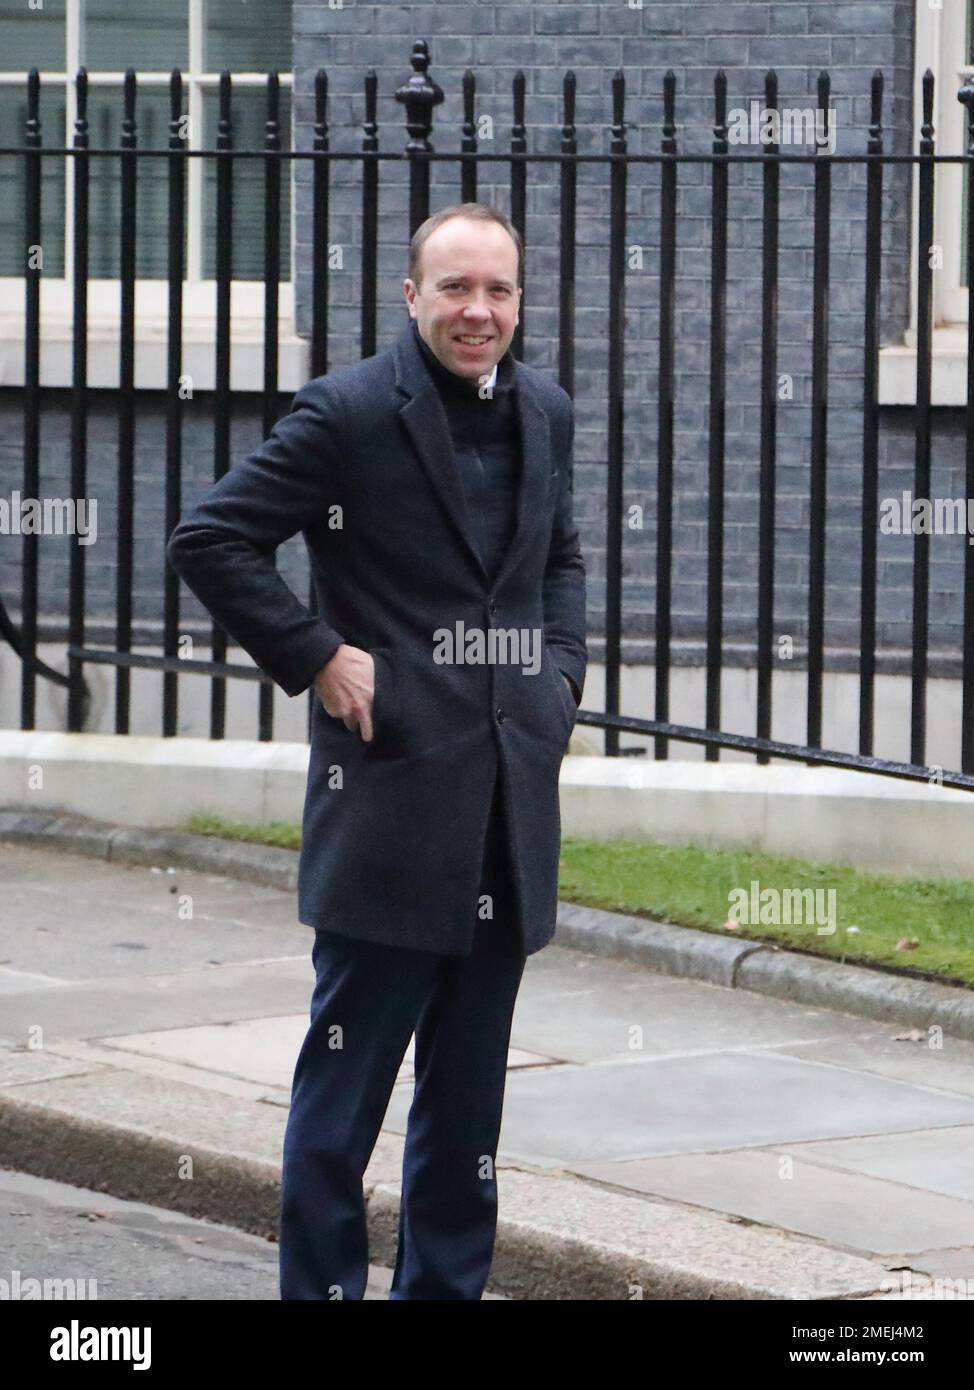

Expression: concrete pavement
xmin=2 ymin=837 xmax=974 ymax=1299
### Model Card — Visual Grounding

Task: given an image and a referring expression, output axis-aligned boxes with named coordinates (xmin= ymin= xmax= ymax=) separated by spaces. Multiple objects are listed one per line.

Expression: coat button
xmin=496 ymin=707 xmax=506 ymax=723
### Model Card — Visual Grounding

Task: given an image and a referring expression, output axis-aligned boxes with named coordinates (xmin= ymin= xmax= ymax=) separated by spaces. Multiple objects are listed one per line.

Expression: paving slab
xmin=488 ymin=943 xmax=895 ymax=1064
xmin=381 ymin=1049 xmax=974 ymax=1167
xmin=569 ymin=1148 xmax=974 ymax=1254
xmin=1 ymin=847 xmax=307 ymax=977
xmin=0 ymin=959 xmax=311 ymax=1045
xmin=895 ymin=1248 xmax=974 ymax=1283
xmin=4 ymin=838 xmax=974 ymax=1298
xmin=764 ymin=1028 xmax=974 ymax=1100
xmin=790 ymin=1126 xmax=974 ymax=1205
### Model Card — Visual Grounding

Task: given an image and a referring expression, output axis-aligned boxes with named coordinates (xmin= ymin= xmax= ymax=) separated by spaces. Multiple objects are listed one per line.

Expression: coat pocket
xmin=556 ymin=667 xmax=578 ymax=727
xmin=368 ymin=646 xmax=402 ymax=751
xmin=544 ymin=651 xmax=577 ymax=739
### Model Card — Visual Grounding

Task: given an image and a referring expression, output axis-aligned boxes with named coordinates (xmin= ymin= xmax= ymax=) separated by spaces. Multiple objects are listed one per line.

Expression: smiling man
xmin=166 ymin=202 xmax=587 ymax=1300
xmin=404 ymin=209 xmax=518 ymax=375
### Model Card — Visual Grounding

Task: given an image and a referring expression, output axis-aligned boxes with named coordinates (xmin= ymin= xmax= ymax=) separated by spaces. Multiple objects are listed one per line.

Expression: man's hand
xmin=312 ymin=644 xmax=375 ymax=741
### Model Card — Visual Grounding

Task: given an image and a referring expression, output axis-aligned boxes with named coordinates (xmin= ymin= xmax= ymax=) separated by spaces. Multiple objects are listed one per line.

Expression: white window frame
xmin=0 ymin=0 xmax=305 ymax=391
xmin=880 ymin=0 xmax=972 ymax=403
xmin=928 ymin=0 xmax=969 ymax=324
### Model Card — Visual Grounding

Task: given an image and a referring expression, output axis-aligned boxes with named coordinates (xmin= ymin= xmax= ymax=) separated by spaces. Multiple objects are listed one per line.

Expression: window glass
xmin=0 ymin=84 xmax=66 ymax=275
xmin=204 ymin=0 xmax=292 ymax=72
xmin=201 ymin=84 xmax=291 ymax=280
xmin=962 ymin=168 xmax=969 ymax=290
xmin=83 ymin=0 xmax=189 ymax=71
xmin=0 ymin=0 xmax=66 ymax=69
xmin=1 ymin=1 xmax=294 ymax=283
xmin=87 ymin=87 xmax=188 ymax=278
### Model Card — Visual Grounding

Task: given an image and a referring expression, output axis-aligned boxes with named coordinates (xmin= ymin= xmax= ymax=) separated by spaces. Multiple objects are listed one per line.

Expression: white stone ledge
xmin=878 ymin=326 xmax=971 ymax=406
xmin=0 ymin=317 xmax=312 ymax=392
xmin=1 ymin=731 xmax=973 ymax=882
xmin=0 ymin=730 xmax=310 ymax=829
xmin=560 ymin=755 xmax=974 ymax=880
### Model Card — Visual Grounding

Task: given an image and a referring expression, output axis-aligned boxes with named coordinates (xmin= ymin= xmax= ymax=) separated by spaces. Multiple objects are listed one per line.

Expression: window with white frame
xmin=0 ymin=0 xmax=293 ymax=325
xmin=880 ymin=1 xmax=972 ymax=403
xmin=913 ymin=0 xmax=969 ymax=327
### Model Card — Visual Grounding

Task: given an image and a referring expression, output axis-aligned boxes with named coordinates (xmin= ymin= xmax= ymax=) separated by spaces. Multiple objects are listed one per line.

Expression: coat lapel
xmin=393 ymin=320 xmax=551 ymax=589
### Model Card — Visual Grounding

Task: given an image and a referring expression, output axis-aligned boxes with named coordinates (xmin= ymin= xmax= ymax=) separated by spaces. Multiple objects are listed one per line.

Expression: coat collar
xmin=392 ymin=317 xmax=552 ymax=591
xmin=411 ymin=318 xmax=505 ymax=395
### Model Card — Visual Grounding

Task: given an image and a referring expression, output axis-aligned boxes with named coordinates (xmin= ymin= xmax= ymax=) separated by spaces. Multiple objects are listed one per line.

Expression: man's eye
xmin=441 ymin=283 xmax=510 ymax=293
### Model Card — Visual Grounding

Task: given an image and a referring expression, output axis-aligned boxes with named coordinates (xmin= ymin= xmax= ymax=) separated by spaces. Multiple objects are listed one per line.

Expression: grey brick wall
xmin=0 ymin=388 xmax=314 ymax=645
xmin=286 ymin=0 xmax=927 ymax=656
xmin=5 ymin=1 xmax=964 ymax=677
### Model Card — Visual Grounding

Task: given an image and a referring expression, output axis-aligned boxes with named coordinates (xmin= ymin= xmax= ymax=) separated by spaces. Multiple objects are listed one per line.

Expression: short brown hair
xmin=408 ymin=203 xmax=523 ymax=290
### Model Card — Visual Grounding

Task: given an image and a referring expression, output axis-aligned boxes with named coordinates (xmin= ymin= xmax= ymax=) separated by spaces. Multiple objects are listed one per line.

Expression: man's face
xmin=403 ymin=217 xmax=522 ymax=381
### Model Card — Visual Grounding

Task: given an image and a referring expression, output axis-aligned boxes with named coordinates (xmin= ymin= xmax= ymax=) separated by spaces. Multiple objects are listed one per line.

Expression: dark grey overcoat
xmin=166 ymin=318 xmax=587 ymax=956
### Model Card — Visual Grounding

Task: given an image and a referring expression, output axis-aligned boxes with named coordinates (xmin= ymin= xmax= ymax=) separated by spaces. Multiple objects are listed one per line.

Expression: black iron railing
xmin=3 ymin=42 xmax=974 ymax=791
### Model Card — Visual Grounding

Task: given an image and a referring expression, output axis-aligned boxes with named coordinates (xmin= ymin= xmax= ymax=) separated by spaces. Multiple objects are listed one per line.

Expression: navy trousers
xmin=279 ymin=771 xmax=527 ymax=1299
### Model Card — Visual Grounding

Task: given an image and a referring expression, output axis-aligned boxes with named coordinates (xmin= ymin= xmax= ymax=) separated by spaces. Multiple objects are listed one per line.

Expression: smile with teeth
xmin=456 ymin=334 xmax=492 ymax=344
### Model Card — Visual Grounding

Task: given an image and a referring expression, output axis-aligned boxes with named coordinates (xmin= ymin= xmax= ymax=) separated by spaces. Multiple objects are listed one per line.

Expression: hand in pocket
xmin=311 ymin=644 xmax=376 ymax=742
